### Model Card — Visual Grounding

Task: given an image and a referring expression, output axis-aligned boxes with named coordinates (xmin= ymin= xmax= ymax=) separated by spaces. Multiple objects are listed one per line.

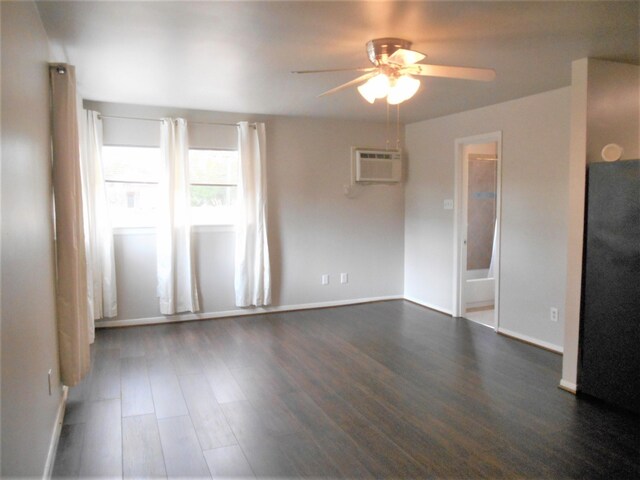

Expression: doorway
xmin=453 ymin=132 xmax=502 ymax=329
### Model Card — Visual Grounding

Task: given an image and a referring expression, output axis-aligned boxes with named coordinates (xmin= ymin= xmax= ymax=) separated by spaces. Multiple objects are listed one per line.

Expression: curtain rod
xmin=97 ymin=114 xmax=253 ymax=128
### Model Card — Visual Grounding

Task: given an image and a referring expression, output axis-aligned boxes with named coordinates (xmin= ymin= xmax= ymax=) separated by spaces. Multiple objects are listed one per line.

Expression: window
xmin=102 ymin=146 xmax=238 ymax=228
xmin=189 ymin=149 xmax=239 ymax=226
xmin=103 ymin=146 xmax=161 ymax=228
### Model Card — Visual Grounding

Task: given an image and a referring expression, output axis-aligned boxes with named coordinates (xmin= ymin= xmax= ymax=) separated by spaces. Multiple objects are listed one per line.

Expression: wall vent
xmin=352 ymin=148 xmax=402 ymax=184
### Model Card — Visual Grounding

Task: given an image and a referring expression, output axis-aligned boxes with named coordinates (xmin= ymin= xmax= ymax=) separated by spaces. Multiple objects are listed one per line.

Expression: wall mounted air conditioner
xmin=352 ymin=147 xmax=402 ymax=184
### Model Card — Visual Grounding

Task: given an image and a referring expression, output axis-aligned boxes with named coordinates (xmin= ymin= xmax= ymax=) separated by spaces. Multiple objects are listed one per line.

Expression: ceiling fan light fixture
xmin=386 ymin=75 xmax=420 ymax=105
xmin=357 ymin=73 xmax=390 ymax=103
xmin=357 ymin=84 xmax=376 ymax=104
xmin=295 ymin=37 xmax=495 ymax=106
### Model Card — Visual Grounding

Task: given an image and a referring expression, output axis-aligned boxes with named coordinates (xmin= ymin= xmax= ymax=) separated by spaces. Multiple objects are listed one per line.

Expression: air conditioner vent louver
xmin=360 ymin=152 xmax=394 ymax=160
xmin=352 ymin=148 xmax=402 ymax=183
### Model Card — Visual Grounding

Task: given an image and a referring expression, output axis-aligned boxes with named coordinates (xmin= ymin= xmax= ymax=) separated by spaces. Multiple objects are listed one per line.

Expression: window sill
xmin=113 ymin=224 xmax=235 ymax=236
xmin=194 ymin=224 xmax=235 ymax=233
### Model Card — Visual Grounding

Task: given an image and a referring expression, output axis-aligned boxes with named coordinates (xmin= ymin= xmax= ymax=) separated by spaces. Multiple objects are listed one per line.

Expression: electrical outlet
xmin=321 ymin=274 xmax=329 ymax=285
xmin=550 ymin=307 xmax=558 ymax=322
xmin=443 ymin=199 xmax=454 ymax=210
xmin=340 ymin=273 xmax=348 ymax=284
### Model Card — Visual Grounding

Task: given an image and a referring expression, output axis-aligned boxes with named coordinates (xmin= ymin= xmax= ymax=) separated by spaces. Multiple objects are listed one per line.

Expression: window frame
xmin=102 ymin=144 xmax=239 ymax=230
xmin=187 ymin=147 xmax=239 ymax=227
xmin=102 ymin=144 xmax=161 ymax=229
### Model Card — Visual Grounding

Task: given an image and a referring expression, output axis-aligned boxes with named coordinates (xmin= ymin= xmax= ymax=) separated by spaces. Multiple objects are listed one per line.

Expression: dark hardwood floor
xmin=52 ymin=300 xmax=640 ymax=478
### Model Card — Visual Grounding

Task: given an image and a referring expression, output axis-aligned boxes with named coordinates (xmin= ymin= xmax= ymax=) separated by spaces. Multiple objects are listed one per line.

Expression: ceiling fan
xmin=293 ymin=38 xmax=496 ymax=105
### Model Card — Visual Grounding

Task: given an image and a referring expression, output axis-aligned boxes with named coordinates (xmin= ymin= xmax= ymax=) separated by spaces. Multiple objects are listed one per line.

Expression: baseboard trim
xmin=497 ymin=327 xmax=563 ymax=354
xmin=96 ymin=295 xmax=404 ymax=328
xmin=403 ymin=296 xmax=453 ymax=316
xmin=96 ymin=298 xmax=565 ymax=357
xmin=559 ymin=379 xmax=578 ymax=394
xmin=465 ymin=300 xmax=495 ymax=309
xmin=43 ymin=385 xmax=68 ymax=479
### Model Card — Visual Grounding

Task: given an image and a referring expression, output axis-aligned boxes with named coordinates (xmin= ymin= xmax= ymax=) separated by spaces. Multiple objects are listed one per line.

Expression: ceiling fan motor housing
xmin=367 ymin=38 xmax=412 ymax=65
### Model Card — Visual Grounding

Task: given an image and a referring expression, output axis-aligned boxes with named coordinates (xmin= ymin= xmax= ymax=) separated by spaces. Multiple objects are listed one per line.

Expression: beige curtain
xmin=50 ymin=64 xmax=91 ymax=386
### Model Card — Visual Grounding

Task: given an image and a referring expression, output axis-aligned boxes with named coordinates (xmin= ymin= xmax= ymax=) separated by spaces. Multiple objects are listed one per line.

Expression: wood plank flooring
xmin=52 ymin=300 xmax=640 ymax=478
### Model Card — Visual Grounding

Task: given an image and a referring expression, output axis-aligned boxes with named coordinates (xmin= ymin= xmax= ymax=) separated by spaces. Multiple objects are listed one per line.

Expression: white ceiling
xmin=36 ymin=1 xmax=639 ymax=124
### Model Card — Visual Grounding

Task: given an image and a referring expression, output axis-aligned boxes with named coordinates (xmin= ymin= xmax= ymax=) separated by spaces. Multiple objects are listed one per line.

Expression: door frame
xmin=452 ymin=131 xmax=503 ymax=330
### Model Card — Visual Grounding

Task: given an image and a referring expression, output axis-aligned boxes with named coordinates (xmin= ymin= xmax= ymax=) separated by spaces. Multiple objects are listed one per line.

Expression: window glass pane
xmin=190 ymin=185 xmax=237 ymax=225
xmin=102 ymin=146 xmax=160 ymax=228
xmin=103 ymin=146 xmax=161 ymax=183
xmin=189 ymin=149 xmax=238 ymax=185
xmin=105 ymin=182 xmax=158 ymax=228
xmin=101 ymin=146 xmax=238 ymax=227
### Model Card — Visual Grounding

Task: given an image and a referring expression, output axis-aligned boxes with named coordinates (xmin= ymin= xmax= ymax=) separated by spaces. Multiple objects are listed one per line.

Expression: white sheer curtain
xmin=235 ymin=122 xmax=271 ymax=307
xmin=49 ymin=64 xmax=90 ymax=386
xmin=487 ymin=219 xmax=498 ymax=279
xmin=79 ymin=110 xmax=117 ymax=341
xmin=157 ymin=118 xmax=199 ymax=314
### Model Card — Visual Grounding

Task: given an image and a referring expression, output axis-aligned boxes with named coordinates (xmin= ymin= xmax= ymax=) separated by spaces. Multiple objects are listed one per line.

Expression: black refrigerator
xmin=579 ymin=159 xmax=640 ymax=414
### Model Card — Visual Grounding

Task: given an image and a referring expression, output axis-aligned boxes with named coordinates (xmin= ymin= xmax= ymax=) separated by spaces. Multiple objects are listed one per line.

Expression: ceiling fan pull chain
xmin=396 ymin=103 xmax=400 ymax=151
xmin=386 ymin=101 xmax=390 ymax=151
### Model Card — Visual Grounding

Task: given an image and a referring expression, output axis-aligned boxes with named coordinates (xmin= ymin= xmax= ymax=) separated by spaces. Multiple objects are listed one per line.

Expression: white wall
xmin=587 ymin=60 xmax=640 ymax=162
xmin=269 ymin=116 xmax=404 ymax=305
xmin=1 ymin=2 xmax=63 ymax=476
xmin=86 ymin=101 xmax=405 ymax=323
xmin=405 ymin=87 xmax=571 ymax=351
xmin=562 ymin=58 xmax=640 ymax=390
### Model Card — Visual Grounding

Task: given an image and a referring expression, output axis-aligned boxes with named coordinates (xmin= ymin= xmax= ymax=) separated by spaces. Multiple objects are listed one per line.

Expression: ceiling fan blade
xmin=388 ymin=48 xmax=426 ymax=66
xmin=292 ymin=67 xmax=376 ymax=74
xmin=408 ymin=64 xmax=496 ymax=82
xmin=318 ymin=71 xmax=378 ymax=97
